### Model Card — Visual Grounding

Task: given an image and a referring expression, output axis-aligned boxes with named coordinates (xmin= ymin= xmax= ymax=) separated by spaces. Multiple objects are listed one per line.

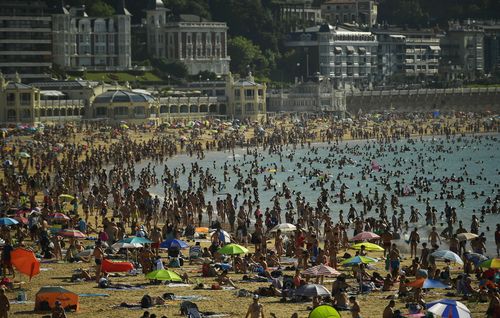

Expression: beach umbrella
xmin=295 ymin=284 xmax=331 ymax=297
xmin=209 ymin=229 xmax=231 ymax=243
xmin=0 ymin=217 xmax=19 ymax=226
xmin=58 ymin=194 xmax=75 ymax=201
xmin=456 ymin=233 xmax=478 ymax=241
xmin=341 ymin=255 xmax=378 ymax=266
xmin=350 ymin=231 xmax=380 ymax=241
xmin=406 ymin=278 xmax=450 ymax=289
xmin=270 ymin=223 xmax=297 ymax=233
xmin=351 ymin=242 xmax=384 ymax=252
xmin=160 ymin=238 xmax=189 ymax=249
xmin=302 ymin=264 xmax=341 ymax=277
xmin=49 ymin=213 xmax=70 ymax=221
xmin=426 ymin=299 xmax=471 ymax=318
xmin=118 ymin=236 xmax=152 ymax=244
xmin=218 ymin=243 xmax=249 ymax=255
xmin=3 ymin=160 xmax=12 ymax=166
xmin=14 ymin=216 xmax=28 ymax=225
xmin=11 ymin=248 xmax=40 ymax=280
xmin=195 ymin=227 xmax=209 ymax=234
xmin=308 ymin=305 xmax=341 ymax=318
xmin=479 ymin=258 xmax=500 ymax=269
xmin=464 ymin=252 xmax=488 ymax=265
xmin=431 ymin=250 xmax=464 ymax=265
xmin=18 ymin=152 xmax=30 ymax=158
xmin=146 ymin=269 xmax=182 ymax=282
xmin=120 ymin=124 xmax=129 ymax=129
xmin=111 ymin=242 xmax=143 ymax=250
xmin=58 ymin=229 xmax=86 ymax=239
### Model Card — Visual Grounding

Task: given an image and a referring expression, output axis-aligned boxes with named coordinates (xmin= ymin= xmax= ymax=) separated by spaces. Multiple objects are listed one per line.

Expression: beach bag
xmin=140 ymin=294 xmax=153 ymax=308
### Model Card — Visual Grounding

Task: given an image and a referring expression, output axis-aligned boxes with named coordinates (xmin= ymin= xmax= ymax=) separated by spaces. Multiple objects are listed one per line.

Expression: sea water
xmin=133 ymin=134 xmax=500 ymax=256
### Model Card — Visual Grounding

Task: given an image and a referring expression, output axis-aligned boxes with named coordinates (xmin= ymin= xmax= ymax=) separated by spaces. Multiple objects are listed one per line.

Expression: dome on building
xmin=94 ymin=90 xmax=154 ymax=104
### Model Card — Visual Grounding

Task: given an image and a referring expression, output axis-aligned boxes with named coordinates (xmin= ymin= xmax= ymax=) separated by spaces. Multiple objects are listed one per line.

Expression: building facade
xmin=0 ymin=73 xmax=40 ymax=124
xmin=0 ymin=1 xmax=52 ymax=80
xmin=267 ymin=79 xmax=346 ymax=114
xmin=226 ymin=73 xmax=267 ymax=120
xmin=52 ymin=4 xmax=132 ymax=71
xmin=440 ymin=21 xmax=484 ymax=81
xmin=372 ymin=27 xmax=442 ymax=80
xmin=146 ymin=0 xmax=230 ymax=75
xmin=321 ymin=0 xmax=377 ymax=28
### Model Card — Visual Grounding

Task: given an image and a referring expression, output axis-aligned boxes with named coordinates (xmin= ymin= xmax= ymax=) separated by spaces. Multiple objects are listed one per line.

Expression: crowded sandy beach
xmin=0 ymin=112 xmax=499 ymax=318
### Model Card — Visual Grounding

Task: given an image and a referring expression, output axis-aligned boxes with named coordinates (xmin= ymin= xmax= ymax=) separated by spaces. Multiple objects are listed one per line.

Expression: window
xmin=245 ymin=103 xmax=254 ymax=112
xmin=234 ymin=89 xmax=240 ymax=97
xmin=6 ymin=93 xmax=15 ymax=103
xmin=20 ymin=93 xmax=31 ymax=105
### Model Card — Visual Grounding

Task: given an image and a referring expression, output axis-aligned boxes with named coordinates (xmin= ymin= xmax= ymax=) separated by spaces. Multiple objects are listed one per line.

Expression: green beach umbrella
xmin=59 ymin=194 xmax=75 ymax=201
xmin=479 ymin=258 xmax=500 ymax=269
xmin=145 ymin=269 xmax=182 ymax=282
xmin=217 ymin=243 xmax=249 ymax=255
xmin=18 ymin=152 xmax=30 ymax=158
xmin=308 ymin=305 xmax=341 ymax=318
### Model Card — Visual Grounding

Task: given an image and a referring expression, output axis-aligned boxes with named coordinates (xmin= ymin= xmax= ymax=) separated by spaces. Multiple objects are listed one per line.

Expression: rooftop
xmin=93 ymin=90 xmax=155 ymax=104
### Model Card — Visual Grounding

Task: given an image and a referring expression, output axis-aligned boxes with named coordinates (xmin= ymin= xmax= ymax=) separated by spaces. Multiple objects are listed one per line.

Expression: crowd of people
xmin=0 ymin=112 xmax=498 ymax=318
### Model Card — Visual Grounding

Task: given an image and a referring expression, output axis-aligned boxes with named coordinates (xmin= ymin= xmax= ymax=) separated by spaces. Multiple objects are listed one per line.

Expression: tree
xmin=228 ymin=36 xmax=270 ymax=78
xmin=86 ymin=0 xmax=115 ymax=17
xmin=152 ymin=59 xmax=188 ymax=79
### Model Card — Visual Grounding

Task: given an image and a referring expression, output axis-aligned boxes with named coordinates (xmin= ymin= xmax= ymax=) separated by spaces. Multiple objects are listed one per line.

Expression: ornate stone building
xmin=145 ymin=0 xmax=230 ymax=75
xmin=52 ymin=3 xmax=132 ymax=71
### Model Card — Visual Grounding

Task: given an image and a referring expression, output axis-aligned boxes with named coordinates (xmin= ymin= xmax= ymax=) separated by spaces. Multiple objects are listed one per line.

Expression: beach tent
xmin=35 ymin=286 xmax=79 ymax=311
xmin=308 ymin=305 xmax=341 ymax=318
xmin=11 ymin=248 xmax=40 ymax=280
xmin=101 ymin=259 xmax=134 ymax=273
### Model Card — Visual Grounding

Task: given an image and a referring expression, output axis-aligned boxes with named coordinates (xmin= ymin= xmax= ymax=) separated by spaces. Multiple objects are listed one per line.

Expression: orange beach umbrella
xmin=11 ymin=248 xmax=40 ymax=280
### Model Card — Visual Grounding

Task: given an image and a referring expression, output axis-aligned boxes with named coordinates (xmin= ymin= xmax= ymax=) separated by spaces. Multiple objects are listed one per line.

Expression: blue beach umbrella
xmin=160 ymin=238 xmax=189 ymax=249
xmin=341 ymin=255 xmax=378 ymax=266
xmin=0 ymin=217 xmax=19 ymax=226
xmin=426 ymin=299 xmax=471 ymax=318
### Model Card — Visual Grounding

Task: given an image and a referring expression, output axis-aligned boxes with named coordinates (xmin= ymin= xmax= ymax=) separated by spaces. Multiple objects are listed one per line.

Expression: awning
xmin=346 ymin=46 xmax=355 ymax=53
xmin=40 ymin=90 xmax=65 ymax=97
xmin=334 ymin=46 xmax=342 ymax=53
xmin=429 ymin=45 xmax=441 ymax=51
xmin=358 ymin=47 xmax=366 ymax=53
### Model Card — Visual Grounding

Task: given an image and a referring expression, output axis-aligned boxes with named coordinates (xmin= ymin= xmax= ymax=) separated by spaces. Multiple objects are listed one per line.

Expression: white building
xmin=52 ymin=3 xmax=132 ymax=71
xmin=267 ymin=79 xmax=346 ymax=114
xmin=145 ymin=0 xmax=230 ymax=75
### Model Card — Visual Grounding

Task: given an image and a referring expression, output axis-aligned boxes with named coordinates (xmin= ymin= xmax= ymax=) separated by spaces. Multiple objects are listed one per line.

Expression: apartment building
xmin=0 ymin=1 xmax=52 ymax=80
xmin=52 ymin=3 xmax=132 ymax=71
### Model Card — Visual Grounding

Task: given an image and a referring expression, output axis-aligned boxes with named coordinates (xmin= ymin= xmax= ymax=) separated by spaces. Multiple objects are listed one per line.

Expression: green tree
xmin=228 ymin=36 xmax=270 ymax=78
xmin=152 ymin=59 xmax=188 ymax=79
xmin=86 ymin=0 xmax=115 ymax=17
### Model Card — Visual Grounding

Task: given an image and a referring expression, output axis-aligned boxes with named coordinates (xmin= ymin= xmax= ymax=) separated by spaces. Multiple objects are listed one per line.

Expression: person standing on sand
xmin=428 ymin=227 xmax=441 ymax=246
xmin=245 ymin=294 xmax=264 ymax=318
xmin=0 ymin=288 xmax=10 ymax=318
xmin=93 ymin=240 xmax=104 ymax=283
